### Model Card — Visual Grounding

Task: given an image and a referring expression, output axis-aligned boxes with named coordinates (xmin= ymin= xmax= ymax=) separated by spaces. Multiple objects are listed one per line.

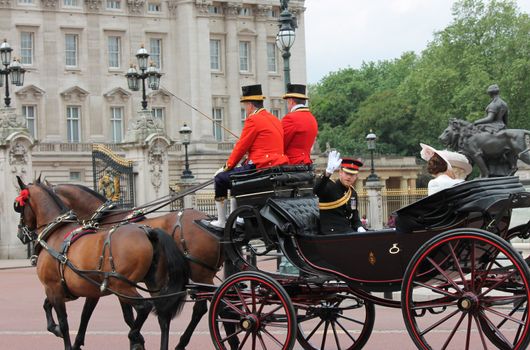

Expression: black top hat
xmin=240 ymin=84 xmax=266 ymax=102
xmin=340 ymin=157 xmax=363 ymax=174
xmin=282 ymin=83 xmax=308 ymax=100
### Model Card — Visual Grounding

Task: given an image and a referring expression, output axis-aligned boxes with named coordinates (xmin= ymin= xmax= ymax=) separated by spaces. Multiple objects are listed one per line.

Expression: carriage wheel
xmin=209 ymin=271 xmax=297 ymax=350
xmin=296 ymin=287 xmax=375 ymax=350
xmin=402 ymin=228 xmax=530 ymax=350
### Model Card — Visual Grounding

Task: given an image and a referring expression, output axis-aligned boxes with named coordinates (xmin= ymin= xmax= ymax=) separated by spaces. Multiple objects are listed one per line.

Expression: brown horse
xmin=46 ymin=181 xmax=230 ymax=350
xmin=14 ymin=177 xmax=190 ymax=350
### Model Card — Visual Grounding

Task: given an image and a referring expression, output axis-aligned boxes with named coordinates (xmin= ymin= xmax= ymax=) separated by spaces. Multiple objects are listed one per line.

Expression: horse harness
xmin=173 ymin=209 xmax=221 ymax=272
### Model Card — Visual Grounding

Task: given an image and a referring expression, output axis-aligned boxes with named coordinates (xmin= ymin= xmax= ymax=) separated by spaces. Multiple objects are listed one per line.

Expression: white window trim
xmin=64 ymin=33 xmax=79 ymax=69
xmin=66 ymin=105 xmax=82 ymax=143
xmin=20 ymin=32 xmax=34 ymax=66
xmin=210 ymin=39 xmax=222 ymax=72
xmin=239 ymin=41 xmax=251 ymax=73
xmin=108 ymin=36 xmax=121 ymax=69
xmin=110 ymin=106 xmax=124 ymax=143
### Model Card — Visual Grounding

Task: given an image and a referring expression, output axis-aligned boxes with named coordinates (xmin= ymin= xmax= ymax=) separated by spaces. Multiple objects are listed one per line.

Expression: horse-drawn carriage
xmin=14 ymin=166 xmax=530 ymax=350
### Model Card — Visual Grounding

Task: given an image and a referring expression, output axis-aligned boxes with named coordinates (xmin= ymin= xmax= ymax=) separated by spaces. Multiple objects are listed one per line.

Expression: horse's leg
xmin=157 ymin=315 xmax=171 ymax=350
xmin=120 ymin=301 xmax=146 ymax=349
xmin=127 ymin=300 xmax=152 ymax=350
xmin=53 ymin=299 xmax=73 ymax=350
xmin=72 ymin=297 xmax=99 ymax=350
xmin=43 ymin=297 xmax=63 ymax=338
xmin=175 ymin=299 xmax=208 ymax=350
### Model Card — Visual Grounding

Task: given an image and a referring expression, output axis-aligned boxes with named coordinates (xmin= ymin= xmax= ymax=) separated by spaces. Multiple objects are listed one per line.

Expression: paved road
xmin=1 ymin=261 xmax=523 ymax=349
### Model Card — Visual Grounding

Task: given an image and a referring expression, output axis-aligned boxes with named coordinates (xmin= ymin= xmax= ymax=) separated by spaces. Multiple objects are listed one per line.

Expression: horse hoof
xmin=131 ymin=344 xmax=145 ymax=350
xmin=49 ymin=326 xmax=63 ymax=338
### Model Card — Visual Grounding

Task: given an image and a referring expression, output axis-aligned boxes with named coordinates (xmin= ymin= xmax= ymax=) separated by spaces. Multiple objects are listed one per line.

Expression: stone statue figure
xmin=473 ymin=84 xmax=509 ymax=134
xmin=439 ymin=118 xmax=530 ymax=177
xmin=438 ymin=84 xmax=529 ymax=177
xmin=280 ymin=0 xmax=289 ymax=11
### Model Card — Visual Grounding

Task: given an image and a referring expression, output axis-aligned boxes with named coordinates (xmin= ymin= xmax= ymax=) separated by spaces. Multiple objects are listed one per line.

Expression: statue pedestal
xmin=121 ymin=109 xmax=172 ymax=207
xmin=0 ymin=107 xmax=34 ymax=258
xmin=365 ymin=179 xmax=384 ymax=230
xmin=173 ymin=178 xmax=199 ymax=209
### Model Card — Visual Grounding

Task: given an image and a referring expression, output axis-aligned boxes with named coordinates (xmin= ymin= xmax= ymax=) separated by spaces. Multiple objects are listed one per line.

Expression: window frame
xmin=108 ymin=35 xmax=121 ymax=69
xmin=110 ymin=106 xmax=124 ymax=143
xmin=20 ymin=31 xmax=34 ymax=66
xmin=22 ymin=105 xmax=37 ymax=138
xmin=149 ymin=38 xmax=162 ymax=70
xmin=210 ymin=39 xmax=221 ymax=72
xmin=106 ymin=0 xmax=121 ymax=10
xmin=267 ymin=42 xmax=277 ymax=73
xmin=212 ymin=107 xmax=224 ymax=141
xmin=239 ymin=41 xmax=251 ymax=73
xmin=66 ymin=105 xmax=81 ymax=143
xmin=64 ymin=33 xmax=79 ymax=68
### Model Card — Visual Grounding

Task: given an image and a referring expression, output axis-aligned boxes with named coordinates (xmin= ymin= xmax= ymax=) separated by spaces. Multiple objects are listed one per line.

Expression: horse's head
xmin=14 ymin=176 xmax=71 ymax=244
xmin=14 ymin=177 xmax=37 ymax=244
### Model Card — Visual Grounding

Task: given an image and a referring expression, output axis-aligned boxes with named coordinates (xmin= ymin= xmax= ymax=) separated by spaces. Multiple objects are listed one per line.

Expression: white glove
xmin=357 ymin=226 xmax=366 ymax=232
xmin=326 ymin=150 xmax=342 ymax=175
xmin=214 ymin=166 xmax=225 ymax=177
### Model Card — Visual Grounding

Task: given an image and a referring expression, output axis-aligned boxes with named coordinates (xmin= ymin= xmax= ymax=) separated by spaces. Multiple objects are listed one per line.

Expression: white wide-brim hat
xmin=420 ymin=143 xmax=472 ymax=176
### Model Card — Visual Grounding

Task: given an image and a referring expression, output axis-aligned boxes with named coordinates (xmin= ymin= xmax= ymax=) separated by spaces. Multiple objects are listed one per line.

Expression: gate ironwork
xmin=92 ymin=144 xmax=135 ymax=208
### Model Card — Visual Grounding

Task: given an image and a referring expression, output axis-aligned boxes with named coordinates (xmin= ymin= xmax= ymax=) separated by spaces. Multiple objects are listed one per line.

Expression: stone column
xmin=0 ymin=107 xmax=34 ymax=259
xmin=365 ymin=179 xmax=384 ymax=230
xmin=224 ymin=2 xmax=242 ymax=138
xmin=121 ymin=109 xmax=172 ymax=206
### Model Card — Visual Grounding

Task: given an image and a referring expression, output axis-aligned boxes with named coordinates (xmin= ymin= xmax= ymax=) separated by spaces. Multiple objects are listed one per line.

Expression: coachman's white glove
xmin=214 ymin=166 xmax=225 ymax=177
xmin=326 ymin=150 xmax=342 ymax=175
xmin=357 ymin=226 xmax=366 ymax=232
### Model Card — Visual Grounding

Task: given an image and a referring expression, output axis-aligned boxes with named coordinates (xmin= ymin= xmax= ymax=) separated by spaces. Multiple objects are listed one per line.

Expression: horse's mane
xmin=65 ymin=184 xmax=107 ymax=202
xmin=36 ymin=183 xmax=70 ymax=214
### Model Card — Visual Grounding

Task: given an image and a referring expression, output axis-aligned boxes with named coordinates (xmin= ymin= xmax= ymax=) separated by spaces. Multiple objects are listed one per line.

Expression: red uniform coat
xmin=226 ymin=108 xmax=289 ymax=169
xmin=282 ymin=107 xmax=318 ymax=164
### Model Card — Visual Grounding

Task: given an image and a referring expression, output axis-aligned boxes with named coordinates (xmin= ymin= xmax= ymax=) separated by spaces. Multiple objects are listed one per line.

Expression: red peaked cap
xmin=341 ymin=157 xmax=363 ymax=174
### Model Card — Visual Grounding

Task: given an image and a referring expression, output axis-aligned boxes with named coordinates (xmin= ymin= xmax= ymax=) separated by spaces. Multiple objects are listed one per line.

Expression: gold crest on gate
xmin=368 ymin=251 xmax=376 ymax=265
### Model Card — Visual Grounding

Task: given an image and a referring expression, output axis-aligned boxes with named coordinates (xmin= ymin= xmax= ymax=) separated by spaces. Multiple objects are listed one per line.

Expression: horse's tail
xmin=147 ymin=227 xmax=190 ymax=319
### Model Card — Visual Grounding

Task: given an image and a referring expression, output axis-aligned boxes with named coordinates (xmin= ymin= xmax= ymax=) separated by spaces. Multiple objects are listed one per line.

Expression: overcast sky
xmin=304 ymin=0 xmax=530 ymax=83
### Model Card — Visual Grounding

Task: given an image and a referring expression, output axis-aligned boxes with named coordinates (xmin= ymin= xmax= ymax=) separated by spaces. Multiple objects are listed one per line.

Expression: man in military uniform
xmin=211 ymin=84 xmax=289 ymax=228
xmin=314 ymin=151 xmax=366 ymax=234
xmin=281 ymin=83 xmax=318 ymax=165
xmin=473 ymin=84 xmax=508 ymax=133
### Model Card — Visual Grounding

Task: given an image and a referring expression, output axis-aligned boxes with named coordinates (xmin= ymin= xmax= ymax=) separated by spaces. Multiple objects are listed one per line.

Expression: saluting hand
xmin=326 ymin=150 xmax=342 ymax=175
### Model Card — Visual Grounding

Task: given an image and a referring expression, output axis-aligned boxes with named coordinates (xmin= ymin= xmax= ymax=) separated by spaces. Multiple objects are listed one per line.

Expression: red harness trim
xmin=16 ymin=189 xmax=29 ymax=206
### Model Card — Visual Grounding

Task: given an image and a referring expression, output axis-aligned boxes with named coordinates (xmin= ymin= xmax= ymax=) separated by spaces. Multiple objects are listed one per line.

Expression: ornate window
xmin=22 ymin=105 xmax=36 ymax=138
xmin=65 ymin=34 xmax=79 ymax=67
xmin=110 ymin=107 xmax=123 ymax=142
xmin=147 ymin=2 xmax=161 ymax=12
xmin=66 ymin=105 xmax=81 ymax=143
xmin=239 ymin=41 xmax=250 ymax=72
xmin=108 ymin=36 xmax=121 ymax=69
xmin=20 ymin=32 xmax=34 ymax=65
xmin=212 ymin=107 xmax=223 ymax=141
xmin=149 ymin=38 xmax=162 ymax=69
xmin=106 ymin=0 xmax=120 ymax=9
xmin=210 ymin=39 xmax=221 ymax=71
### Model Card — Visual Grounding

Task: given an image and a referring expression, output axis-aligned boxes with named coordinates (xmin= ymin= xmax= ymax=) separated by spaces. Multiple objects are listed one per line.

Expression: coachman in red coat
xmin=211 ymin=84 xmax=288 ymax=228
xmin=281 ymin=84 xmax=318 ymax=165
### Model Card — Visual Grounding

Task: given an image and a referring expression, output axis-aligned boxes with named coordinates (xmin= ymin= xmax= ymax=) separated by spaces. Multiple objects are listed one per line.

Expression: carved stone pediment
xmin=60 ymin=86 xmax=90 ymax=102
xmin=127 ymin=0 xmax=145 ymax=14
xmin=85 ymin=0 xmax=102 ymax=10
xmin=15 ymin=84 xmax=46 ymax=101
xmin=148 ymin=88 xmax=171 ymax=104
xmin=238 ymin=28 xmax=257 ymax=37
xmin=104 ymin=87 xmax=131 ymax=103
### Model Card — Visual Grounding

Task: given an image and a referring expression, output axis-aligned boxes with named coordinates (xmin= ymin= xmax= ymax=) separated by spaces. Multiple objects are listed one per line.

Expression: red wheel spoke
xmin=305 ymin=318 xmax=325 ymax=341
xmin=440 ymin=311 xmax=466 ymax=350
xmin=215 ymin=317 xmax=241 ymax=324
xmin=427 ymin=256 xmax=464 ymax=293
xmin=257 ymin=332 xmax=267 ymax=350
xmin=482 ymin=294 xmax=527 ymax=306
xmin=447 ymin=242 xmax=470 ymax=290
xmin=472 ymin=313 xmax=490 ymax=350
xmin=496 ymin=298 xmax=526 ymax=329
xmin=220 ymin=297 xmax=246 ymax=316
xmin=238 ymin=330 xmax=251 ymax=349
xmin=335 ymin=317 xmax=358 ymax=343
xmin=410 ymin=298 xmax=458 ymax=311
xmin=320 ymin=320 xmax=330 ymax=350
xmin=218 ymin=327 xmax=245 ymax=344
xmin=478 ymin=270 xmax=518 ymax=297
xmin=413 ymin=280 xmax=460 ymax=298
xmin=232 ymin=283 xmax=251 ymax=314
xmin=331 ymin=321 xmax=342 ymax=350
xmin=261 ymin=326 xmax=284 ymax=347
xmin=337 ymin=313 xmax=368 ymax=326
xmin=260 ymin=304 xmax=284 ymax=320
xmin=477 ymin=311 xmax=513 ymax=349
xmin=419 ymin=309 xmax=460 ymax=336
xmin=482 ymin=305 xmax=527 ymax=326
xmin=465 ymin=313 xmax=472 ymax=350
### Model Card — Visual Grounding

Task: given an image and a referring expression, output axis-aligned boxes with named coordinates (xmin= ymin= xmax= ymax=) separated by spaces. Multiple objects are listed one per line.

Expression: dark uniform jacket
xmin=314 ymin=174 xmax=362 ymax=234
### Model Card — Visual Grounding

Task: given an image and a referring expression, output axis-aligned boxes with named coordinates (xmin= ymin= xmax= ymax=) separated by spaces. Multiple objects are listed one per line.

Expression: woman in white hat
xmin=420 ymin=143 xmax=472 ymax=195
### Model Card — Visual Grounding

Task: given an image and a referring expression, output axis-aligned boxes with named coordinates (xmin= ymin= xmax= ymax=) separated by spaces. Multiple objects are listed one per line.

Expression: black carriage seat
xmin=229 ymin=165 xmax=315 ymax=212
xmin=395 ymin=176 xmax=526 ymax=233
xmin=260 ymin=196 xmax=320 ymax=236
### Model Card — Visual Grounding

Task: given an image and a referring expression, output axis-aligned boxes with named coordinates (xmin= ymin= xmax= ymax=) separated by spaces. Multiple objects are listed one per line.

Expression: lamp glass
xmin=276 ymin=28 xmax=295 ymax=51
xmin=147 ymin=66 xmax=161 ymax=90
xmin=179 ymin=124 xmax=192 ymax=144
xmin=0 ymin=41 xmax=12 ymax=66
xmin=126 ymin=67 xmax=139 ymax=91
xmin=136 ymin=47 xmax=149 ymax=70
xmin=366 ymin=132 xmax=377 ymax=150
xmin=10 ymin=61 xmax=22 ymax=86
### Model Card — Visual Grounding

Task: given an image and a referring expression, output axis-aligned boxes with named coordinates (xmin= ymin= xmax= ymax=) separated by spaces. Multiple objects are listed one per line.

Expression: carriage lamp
xmin=179 ymin=123 xmax=194 ymax=179
xmin=0 ymin=40 xmax=25 ymax=107
xmin=366 ymin=130 xmax=379 ymax=181
xmin=124 ymin=45 xmax=161 ymax=110
xmin=276 ymin=1 xmax=297 ymax=113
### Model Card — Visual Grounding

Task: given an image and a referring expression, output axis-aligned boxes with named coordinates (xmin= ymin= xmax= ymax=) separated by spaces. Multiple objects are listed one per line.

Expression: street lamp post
xmin=366 ymin=130 xmax=379 ymax=181
xmin=125 ymin=45 xmax=161 ymax=110
xmin=276 ymin=0 xmax=297 ymax=93
xmin=0 ymin=39 xmax=25 ymax=107
xmin=179 ymin=123 xmax=194 ymax=179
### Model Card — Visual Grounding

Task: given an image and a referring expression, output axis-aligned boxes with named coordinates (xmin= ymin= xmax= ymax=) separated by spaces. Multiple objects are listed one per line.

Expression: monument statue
xmin=439 ymin=85 xmax=529 ymax=177
xmin=280 ymin=0 xmax=289 ymax=11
